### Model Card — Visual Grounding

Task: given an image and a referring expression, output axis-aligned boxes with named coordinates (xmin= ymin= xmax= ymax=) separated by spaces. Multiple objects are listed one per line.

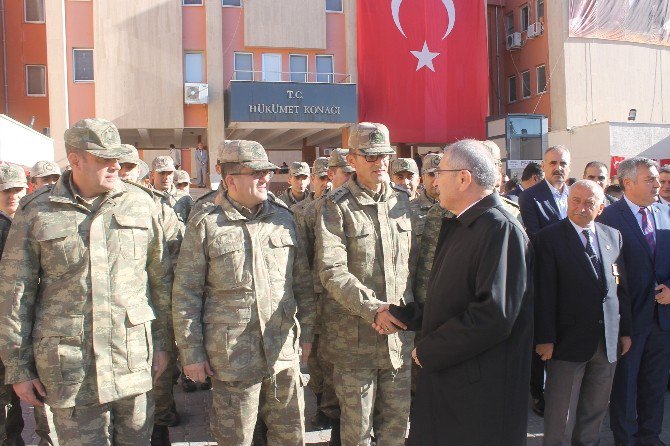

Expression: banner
xmin=357 ymin=0 xmax=488 ymax=144
xmin=610 ymin=156 xmax=626 ymax=176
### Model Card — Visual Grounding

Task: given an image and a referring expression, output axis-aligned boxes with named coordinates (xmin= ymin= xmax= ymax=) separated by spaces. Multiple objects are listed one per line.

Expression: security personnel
xmin=118 ymin=144 xmax=150 ymax=183
xmin=30 ymin=161 xmax=62 ymax=189
xmin=174 ymin=170 xmax=192 ymax=198
xmin=291 ymin=157 xmax=331 ymax=216
xmin=315 ymin=123 xmax=415 ymax=446
xmin=390 ymin=158 xmax=421 ymax=199
xmin=278 ymin=162 xmax=311 ymax=206
xmin=0 ymin=118 xmax=172 ymax=445
xmin=172 ymin=140 xmax=315 ymax=446
xmin=150 ymin=156 xmax=192 ymax=224
xmin=481 ymin=140 xmax=521 ymax=219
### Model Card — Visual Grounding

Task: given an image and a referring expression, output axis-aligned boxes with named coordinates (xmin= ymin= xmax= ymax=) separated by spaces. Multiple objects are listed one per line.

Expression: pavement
xmin=18 ymin=378 xmax=670 ymax=445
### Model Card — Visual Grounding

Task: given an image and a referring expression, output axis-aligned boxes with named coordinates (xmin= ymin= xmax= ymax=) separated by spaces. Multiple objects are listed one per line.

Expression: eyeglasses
xmin=349 ymin=152 xmax=390 ymax=163
xmin=229 ymin=170 xmax=274 ymax=180
xmin=433 ymin=168 xmax=471 ymax=178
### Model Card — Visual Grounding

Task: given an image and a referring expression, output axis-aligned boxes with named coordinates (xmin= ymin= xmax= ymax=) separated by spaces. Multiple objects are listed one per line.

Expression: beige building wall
xmin=548 ymin=122 xmax=612 ymax=177
xmin=206 ymin=0 xmax=224 ymax=188
xmin=93 ymin=0 xmax=184 ymax=129
xmin=549 ymin=1 xmax=670 ymax=132
xmin=44 ymin=0 xmax=69 ymax=165
xmin=244 ymin=0 xmax=326 ymax=49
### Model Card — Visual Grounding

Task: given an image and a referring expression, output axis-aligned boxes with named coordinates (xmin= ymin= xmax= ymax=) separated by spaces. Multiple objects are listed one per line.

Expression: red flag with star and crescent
xmin=357 ymin=0 xmax=489 ymax=144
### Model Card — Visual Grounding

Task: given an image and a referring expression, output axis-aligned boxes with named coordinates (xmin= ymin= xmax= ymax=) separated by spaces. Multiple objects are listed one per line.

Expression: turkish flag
xmin=660 ymin=159 xmax=670 ymax=167
xmin=357 ymin=0 xmax=488 ymax=144
xmin=610 ymin=156 xmax=626 ymax=175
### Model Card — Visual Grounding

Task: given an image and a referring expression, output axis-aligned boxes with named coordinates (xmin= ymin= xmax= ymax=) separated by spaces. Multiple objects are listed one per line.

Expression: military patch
xmin=369 ymin=130 xmax=385 ymax=145
xmin=100 ymin=125 xmax=120 ymax=146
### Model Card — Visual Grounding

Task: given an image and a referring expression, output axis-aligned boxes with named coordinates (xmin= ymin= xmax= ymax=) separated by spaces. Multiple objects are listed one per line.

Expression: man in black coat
xmin=506 ymin=161 xmax=544 ymax=203
xmin=406 ymin=140 xmax=533 ymax=446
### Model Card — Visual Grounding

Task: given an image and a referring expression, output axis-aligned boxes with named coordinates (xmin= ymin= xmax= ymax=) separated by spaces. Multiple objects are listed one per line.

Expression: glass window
xmin=537 ymin=65 xmax=547 ymax=93
xmin=520 ymin=5 xmax=530 ymax=32
xmin=522 ymin=71 xmax=531 ymax=98
xmin=537 ymin=0 xmax=544 ymax=20
xmin=508 ymin=76 xmax=517 ymax=103
xmin=184 ymin=53 xmax=204 ymax=83
xmin=26 ymin=65 xmax=46 ymax=96
xmin=505 ymin=13 xmax=515 ymax=36
xmin=262 ymin=54 xmax=282 ymax=82
xmin=289 ymin=55 xmax=308 ymax=83
xmin=234 ymin=52 xmax=253 ymax=81
xmin=24 ymin=0 xmax=44 ymax=23
xmin=326 ymin=0 xmax=343 ymax=12
xmin=222 ymin=0 xmax=242 ymax=6
xmin=316 ymin=55 xmax=334 ymax=83
xmin=73 ymin=49 xmax=94 ymax=82
xmin=183 ymin=0 xmax=203 ymax=5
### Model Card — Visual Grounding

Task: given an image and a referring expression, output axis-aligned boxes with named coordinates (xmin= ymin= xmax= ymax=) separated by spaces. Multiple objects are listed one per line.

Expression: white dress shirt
xmin=623 ymin=194 xmax=656 ymax=237
xmin=569 ymin=218 xmax=601 ymax=261
xmin=546 ymin=180 xmax=569 ymax=219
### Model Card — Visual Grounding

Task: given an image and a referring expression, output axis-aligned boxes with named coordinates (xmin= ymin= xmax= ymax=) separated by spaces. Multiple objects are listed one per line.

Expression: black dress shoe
xmin=150 ymin=425 xmax=171 ymax=446
xmin=532 ymin=397 xmax=545 ymax=417
xmin=311 ymin=410 xmax=332 ymax=430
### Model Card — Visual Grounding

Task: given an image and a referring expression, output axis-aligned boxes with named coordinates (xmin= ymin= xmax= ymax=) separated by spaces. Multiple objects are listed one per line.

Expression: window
xmin=508 ymin=76 xmax=517 ymax=103
xmin=262 ymin=54 xmax=282 ymax=81
xmin=522 ymin=70 xmax=531 ymax=98
xmin=316 ymin=55 xmax=334 ymax=83
xmin=289 ymin=54 xmax=308 ymax=82
xmin=184 ymin=52 xmax=204 ymax=83
xmin=505 ymin=13 xmax=515 ymax=36
xmin=520 ymin=5 xmax=530 ymax=32
xmin=537 ymin=0 xmax=544 ymax=20
xmin=73 ymin=49 xmax=94 ymax=82
xmin=234 ymin=52 xmax=253 ymax=81
xmin=326 ymin=0 xmax=343 ymax=12
xmin=222 ymin=0 xmax=241 ymax=6
xmin=536 ymin=65 xmax=547 ymax=93
xmin=24 ymin=0 xmax=44 ymax=23
xmin=26 ymin=65 xmax=46 ymax=96
xmin=183 ymin=0 xmax=202 ymax=5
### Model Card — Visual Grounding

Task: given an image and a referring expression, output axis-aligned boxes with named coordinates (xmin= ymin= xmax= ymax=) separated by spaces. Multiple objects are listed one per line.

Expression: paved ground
xmin=18 ymin=377 xmax=670 ymax=445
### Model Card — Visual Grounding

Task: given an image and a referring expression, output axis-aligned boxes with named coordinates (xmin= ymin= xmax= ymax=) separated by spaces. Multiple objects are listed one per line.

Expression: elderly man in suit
xmin=536 ymin=180 xmax=632 ymax=446
xmin=599 ymin=157 xmax=670 ymax=446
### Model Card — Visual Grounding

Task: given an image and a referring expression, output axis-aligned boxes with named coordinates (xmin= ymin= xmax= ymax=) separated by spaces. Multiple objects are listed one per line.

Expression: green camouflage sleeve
xmin=147 ymin=206 xmax=174 ymax=352
xmin=0 ymin=209 xmax=41 ymax=383
xmin=171 ymin=217 xmax=208 ymax=366
xmin=315 ymin=199 xmax=383 ymax=324
xmin=291 ymin=219 xmax=316 ymax=343
xmin=414 ymin=205 xmax=452 ymax=305
xmin=159 ymin=202 xmax=184 ymax=267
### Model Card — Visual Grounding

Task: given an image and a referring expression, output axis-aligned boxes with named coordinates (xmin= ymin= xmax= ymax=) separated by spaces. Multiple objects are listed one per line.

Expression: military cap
xmin=0 ymin=164 xmax=28 ymax=191
xmin=328 ymin=148 xmax=355 ymax=173
xmin=422 ymin=153 xmax=443 ymax=174
xmin=30 ymin=160 xmax=61 ymax=178
xmin=390 ymin=158 xmax=419 ymax=176
xmin=64 ymin=118 xmax=132 ymax=159
xmin=348 ymin=122 xmax=395 ymax=155
xmin=152 ymin=156 xmax=176 ymax=173
xmin=174 ymin=170 xmax=191 ymax=184
xmin=219 ymin=140 xmax=278 ymax=170
xmin=289 ymin=161 xmax=310 ymax=177
xmin=118 ymin=144 xmax=150 ymax=177
xmin=313 ymin=157 xmax=330 ymax=177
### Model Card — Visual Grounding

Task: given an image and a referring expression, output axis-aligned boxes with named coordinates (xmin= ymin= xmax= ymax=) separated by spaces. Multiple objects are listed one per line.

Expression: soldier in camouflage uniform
xmin=277 ymin=162 xmax=310 ymax=206
xmin=290 ymin=157 xmax=330 ymax=217
xmin=390 ymin=158 xmax=421 ymax=199
xmin=172 ymin=140 xmax=316 ymax=446
xmin=30 ymin=161 xmax=62 ymax=189
xmin=173 ymin=170 xmax=192 ymax=198
xmin=118 ymin=145 xmax=150 ymax=183
xmin=315 ymin=123 xmax=415 ymax=446
xmin=481 ymin=140 xmax=521 ymax=219
xmin=150 ymin=156 xmax=193 ymax=224
xmin=0 ymin=118 xmax=173 ymax=445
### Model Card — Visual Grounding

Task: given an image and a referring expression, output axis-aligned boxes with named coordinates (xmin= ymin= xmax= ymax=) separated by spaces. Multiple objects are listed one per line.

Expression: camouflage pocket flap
xmin=126 ymin=305 xmax=156 ymax=326
xmin=35 ymin=223 xmax=77 ymax=241
xmin=344 ymin=223 xmax=373 ymax=238
xmin=114 ymin=214 xmax=151 ymax=229
xmin=269 ymin=232 xmax=296 ymax=248
xmin=203 ymin=307 xmax=251 ymax=324
xmin=396 ymin=218 xmax=412 ymax=232
xmin=208 ymin=234 xmax=245 ymax=257
xmin=32 ymin=315 xmax=84 ymax=338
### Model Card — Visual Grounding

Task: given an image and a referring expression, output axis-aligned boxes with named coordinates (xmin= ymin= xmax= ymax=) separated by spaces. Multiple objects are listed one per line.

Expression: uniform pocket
xmin=208 ymin=234 xmax=250 ymax=288
xmin=203 ymin=308 xmax=252 ymax=373
xmin=114 ymin=214 xmax=150 ymax=260
xmin=279 ymin=300 xmax=299 ymax=361
xmin=36 ymin=224 xmax=86 ymax=274
xmin=33 ymin=315 xmax=85 ymax=384
xmin=267 ymin=230 xmax=296 ymax=281
xmin=344 ymin=223 xmax=375 ymax=269
xmin=125 ymin=305 xmax=155 ymax=372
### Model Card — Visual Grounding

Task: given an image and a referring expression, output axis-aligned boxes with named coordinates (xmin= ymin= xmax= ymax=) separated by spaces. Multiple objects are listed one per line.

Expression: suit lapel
xmin=617 ymin=199 xmax=653 ymax=261
xmin=595 ymin=223 xmax=613 ymax=294
xmin=563 ymin=220 xmax=601 ymax=286
xmin=540 ymin=181 xmax=561 ymax=221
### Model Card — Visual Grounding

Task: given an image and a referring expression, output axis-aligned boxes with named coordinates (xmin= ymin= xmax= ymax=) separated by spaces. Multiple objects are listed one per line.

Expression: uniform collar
xmin=0 ymin=209 xmax=12 ymax=222
xmin=347 ymin=173 xmax=394 ymax=205
xmin=49 ymin=170 xmax=126 ymax=206
xmin=219 ymin=191 xmax=273 ymax=221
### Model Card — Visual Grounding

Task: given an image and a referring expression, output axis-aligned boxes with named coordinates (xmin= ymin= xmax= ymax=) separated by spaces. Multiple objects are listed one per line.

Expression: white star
xmin=410 ymin=41 xmax=440 ymax=72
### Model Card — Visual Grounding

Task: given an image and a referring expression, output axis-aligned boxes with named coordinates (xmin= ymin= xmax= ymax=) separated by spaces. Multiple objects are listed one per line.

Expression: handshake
xmin=371 ymin=302 xmax=423 ymax=335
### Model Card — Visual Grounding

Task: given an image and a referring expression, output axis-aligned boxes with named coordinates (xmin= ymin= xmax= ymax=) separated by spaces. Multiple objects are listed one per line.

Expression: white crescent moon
xmin=391 ymin=0 xmax=456 ymax=40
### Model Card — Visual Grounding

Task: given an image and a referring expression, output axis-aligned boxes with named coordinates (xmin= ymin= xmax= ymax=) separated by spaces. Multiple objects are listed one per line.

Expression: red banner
xmin=610 ymin=156 xmax=626 ymax=175
xmin=357 ymin=0 xmax=488 ymax=144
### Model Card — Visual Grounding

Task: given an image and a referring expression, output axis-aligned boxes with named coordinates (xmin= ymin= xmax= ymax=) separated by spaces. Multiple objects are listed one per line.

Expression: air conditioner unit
xmin=184 ymin=83 xmax=208 ymax=105
xmin=506 ymin=32 xmax=522 ymax=50
xmin=527 ymin=22 xmax=544 ymax=38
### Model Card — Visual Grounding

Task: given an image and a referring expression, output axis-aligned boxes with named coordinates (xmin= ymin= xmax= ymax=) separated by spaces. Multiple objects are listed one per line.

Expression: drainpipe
xmin=1 ymin=0 xmax=9 ymax=114
xmin=495 ymin=5 xmax=502 ymax=117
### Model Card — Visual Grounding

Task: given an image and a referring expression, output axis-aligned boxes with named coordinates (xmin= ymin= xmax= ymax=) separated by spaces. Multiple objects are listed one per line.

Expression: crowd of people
xmin=0 ymin=117 xmax=668 ymax=446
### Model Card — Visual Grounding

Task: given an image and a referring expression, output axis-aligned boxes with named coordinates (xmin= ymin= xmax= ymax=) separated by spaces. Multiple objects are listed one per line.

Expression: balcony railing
xmin=231 ymin=70 xmax=351 ymax=84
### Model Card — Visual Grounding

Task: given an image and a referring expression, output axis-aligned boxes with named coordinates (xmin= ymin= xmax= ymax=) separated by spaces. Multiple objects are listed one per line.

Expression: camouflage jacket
xmin=159 ymin=184 xmax=192 ymax=225
xmin=172 ymin=192 xmax=316 ymax=382
xmin=0 ymin=171 xmax=173 ymax=408
xmin=0 ymin=211 xmax=11 ymax=261
xmin=412 ymin=189 xmax=438 ymax=239
xmin=188 ymin=183 xmax=223 ymax=221
xmin=414 ymin=204 xmax=454 ymax=305
xmin=277 ymin=188 xmax=307 ymax=207
xmin=315 ymin=176 xmax=415 ymax=369
xmin=290 ymin=191 xmax=316 ymax=216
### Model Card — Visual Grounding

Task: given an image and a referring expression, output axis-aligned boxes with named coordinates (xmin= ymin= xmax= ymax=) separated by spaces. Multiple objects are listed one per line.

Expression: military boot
xmin=310 ymin=394 xmax=331 ymax=430
xmin=328 ymin=418 xmax=341 ymax=446
xmin=251 ymin=418 xmax=268 ymax=446
xmin=150 ymin=425 xmax=171 ymax=446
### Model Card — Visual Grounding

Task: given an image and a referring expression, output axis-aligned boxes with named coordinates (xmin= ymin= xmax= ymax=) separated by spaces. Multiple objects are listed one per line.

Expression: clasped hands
xmin=371 ymin=304 xmax=407 ymax=335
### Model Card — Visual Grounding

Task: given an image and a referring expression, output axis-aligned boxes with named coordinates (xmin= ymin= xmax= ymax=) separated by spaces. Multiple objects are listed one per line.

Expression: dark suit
xmin=598 ymin=199 xmax=670 ymax=445
xmin=506 ymin=186 xmax=523 ymax=203
xmin=536 ymin=219 xmax=632 ymax=445
xmin=408 ymin=194 xmax=533 ymax=446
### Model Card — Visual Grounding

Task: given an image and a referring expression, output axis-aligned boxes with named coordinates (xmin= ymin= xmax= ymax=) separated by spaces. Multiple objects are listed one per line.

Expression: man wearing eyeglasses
xmin=172 ymin=140 xmax=315 ymax=445
xmin=315 ymin=122 xmax=415 ymax=446
xmin=583 ymin=161 xmax=618 ymax=206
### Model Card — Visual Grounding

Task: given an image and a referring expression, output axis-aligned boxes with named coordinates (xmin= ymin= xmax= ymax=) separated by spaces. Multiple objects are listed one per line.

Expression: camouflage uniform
xmin=480 ymin=140 xmax=522 ymax=220
xmin=172 ymin=140 xmax=316 ymax=446
xmin=151 ymin=156 xmax=193 ymax=225
xmin=277 ymin=162 xmax=310 ymax=206
xmin=315 ymin=123 xmax=415 ymax=446
xmin=0 ymin=119 xmax=173 ymax=446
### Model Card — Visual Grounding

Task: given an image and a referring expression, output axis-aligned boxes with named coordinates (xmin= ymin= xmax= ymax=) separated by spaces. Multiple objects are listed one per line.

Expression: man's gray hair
xmin=617 ymin=157 xmax=658 ymax=190
xmin=570 ymin=180 xmax=605 ymax=204
xmin=544 ymin=145 xmax=571 ymax=159
xmin=444 ymin=139 xmax=498 ymax=189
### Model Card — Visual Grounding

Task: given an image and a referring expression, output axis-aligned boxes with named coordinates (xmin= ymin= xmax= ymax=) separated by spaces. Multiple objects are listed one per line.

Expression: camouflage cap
xmin=313 ymin=157 xmax=330 ymax=177
xmin=0 ymin=163 xmax=28 ymax=192
xmin=348 ymin=122 xmax=395 ymax=155
xmin=174 ymin=170 xmax=191 ymax=184
xmin=219 ymin=140 xmax=278 ymax=170
xmin=390 ymin=158 xmax=419 ymax=176
xmin=30 ymin=160 xmax=62 ymax=178
xmin=289 ymin=161 xmax=310 ymax=177
xmin=118 ymin=144 xmax=150 ymax=177
xmin=422 ymin=153 xmax=443 ymax=174
xmin=64 ymin=118 xmax=132 ymax=159
xmin=152 ymin=156 xmax=176 ymax=173
xmin=328 ymin=148 xmax=355 ymax=173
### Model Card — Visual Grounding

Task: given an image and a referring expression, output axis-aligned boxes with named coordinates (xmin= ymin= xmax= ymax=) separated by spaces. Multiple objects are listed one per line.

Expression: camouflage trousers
xmin=211 ymin=363 xmax=305 ymax=446
xmin=333 ymin=364 xmax=411 ymax=446
xmin=50 ymin=392 xmax=154 ymax=446
xmin=307 ymin=335 xmax=340 ymax=419
xmin=153 ymin=345 xmax=178 ymax=426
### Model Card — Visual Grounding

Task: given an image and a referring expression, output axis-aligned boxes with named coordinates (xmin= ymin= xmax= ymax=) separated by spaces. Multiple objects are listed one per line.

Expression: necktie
xmin=638 ymin=207 xmax=656 ymax=253
xmin=583 ymin=229 xmax=604 ymax=285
